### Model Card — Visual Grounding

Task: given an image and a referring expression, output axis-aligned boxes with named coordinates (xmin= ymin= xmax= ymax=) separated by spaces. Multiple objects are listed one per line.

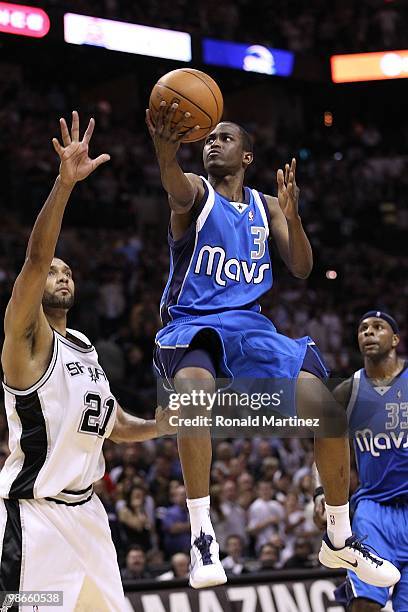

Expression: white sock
xmin=187 ymin=496 xmax=215 ymax=542
xmin=325 ymin=502 xmax=352 ymax=549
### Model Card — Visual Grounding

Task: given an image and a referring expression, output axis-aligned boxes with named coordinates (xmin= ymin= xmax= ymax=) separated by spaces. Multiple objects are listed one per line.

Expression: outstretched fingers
xmin=156 ymin=100 xmax=167 ymax=134
xmin=82 ymin=117 xmax=95 ymax=145
xmin=71 ymin=110 xmax=80 ymax=142
xmin=289 ymin=158 xmax=296 ymax=183
xmin=91 ymin=153 xmax=111 ymax=170
xmin=60 ymin=118 xmax=71 ymax=147
xmin=284 ymin=163 xmax=290 ymax=185
xmin=52 ymin=138 xmax=64 ymax=157
xmin=170 ymin=111 xmax=191 ymax=142
xmin=179 ymin=124 xmax=200 ymax=141
xmin=277 ymin=168 xmax=286 ymax=192
xmin=163 ymin=103 xmax=179 ymax=136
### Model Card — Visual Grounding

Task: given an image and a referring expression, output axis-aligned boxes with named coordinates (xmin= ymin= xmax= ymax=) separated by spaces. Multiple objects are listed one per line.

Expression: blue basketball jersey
xmin=160 ymin=177 xmax=273 ymax=325
xmin=348 ymin=364 xmax=408 ymax=506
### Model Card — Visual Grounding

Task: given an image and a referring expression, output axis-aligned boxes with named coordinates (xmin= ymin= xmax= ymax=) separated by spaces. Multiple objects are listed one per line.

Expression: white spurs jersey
xmin=0 ymin=328 xmax=117 ymax=503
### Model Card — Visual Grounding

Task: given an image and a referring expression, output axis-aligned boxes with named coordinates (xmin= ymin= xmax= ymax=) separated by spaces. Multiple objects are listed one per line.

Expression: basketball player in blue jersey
xmin=314 ymin=312 xmax=408 ymax=611
xmin=145 ymin=102 xmax=399 ymax=589
xmin=0 ymin=112 xmax=175 ymax=611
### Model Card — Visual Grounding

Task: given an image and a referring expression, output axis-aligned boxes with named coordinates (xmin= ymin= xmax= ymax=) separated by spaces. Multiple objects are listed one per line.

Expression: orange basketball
xmin=149 ymin=68 xmax=223 ymax=143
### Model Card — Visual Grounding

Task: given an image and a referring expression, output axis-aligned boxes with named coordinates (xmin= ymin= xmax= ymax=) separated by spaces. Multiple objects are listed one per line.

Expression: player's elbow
xmin=108 ymin=410 xmax=128 ymax=443
xmin=108 ymin=428 xmax=124 ymax=444
xmin=168 ymin=194 xmax=195 ymax=214
xmin=292 ymin=267 xmax=312 ymax=279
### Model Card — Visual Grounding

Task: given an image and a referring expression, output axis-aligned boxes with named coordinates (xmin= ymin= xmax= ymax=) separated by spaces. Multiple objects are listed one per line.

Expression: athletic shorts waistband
xmin=45 ymin=485 xmax=94 ymax=506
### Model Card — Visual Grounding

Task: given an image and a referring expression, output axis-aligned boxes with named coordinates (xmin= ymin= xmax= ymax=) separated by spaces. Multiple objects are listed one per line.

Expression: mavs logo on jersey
xmin=348 ymin=365 xmax=408 ymax=505
xmin=160 ymin=176 xmax=272 ymax=324
xmin=194 ymin=241 xmax=270 ymax=286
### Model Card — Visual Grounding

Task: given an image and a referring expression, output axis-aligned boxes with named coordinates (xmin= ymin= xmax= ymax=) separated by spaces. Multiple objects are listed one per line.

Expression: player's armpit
xmin=332 ymin=377 xmax=353 ymax=409
xmin=4 ymin=258 xmax=50 ymax=340
xmin=2 ymin=301 xmax=53 ymax=390
xmin=264 ymin=195 xmax=291 ymax=268
xmin=169 ymin=174 xmax=206 ymax=240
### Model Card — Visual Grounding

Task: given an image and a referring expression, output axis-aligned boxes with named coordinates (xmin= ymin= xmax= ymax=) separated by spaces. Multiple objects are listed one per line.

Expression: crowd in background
xmin=0 ymin=0 xmax=407 ymax=580
xmin=30 ymin=0 xmax=408 ymax=54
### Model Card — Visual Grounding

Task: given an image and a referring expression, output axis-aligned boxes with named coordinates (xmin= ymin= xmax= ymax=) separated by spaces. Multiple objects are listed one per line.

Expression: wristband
xmin=313 ymin=486 xmax=324 ymax=502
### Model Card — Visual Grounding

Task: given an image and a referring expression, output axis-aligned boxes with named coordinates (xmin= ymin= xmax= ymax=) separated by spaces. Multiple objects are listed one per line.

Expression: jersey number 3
xmin=79 ymin=392 xmax=115 ymax=437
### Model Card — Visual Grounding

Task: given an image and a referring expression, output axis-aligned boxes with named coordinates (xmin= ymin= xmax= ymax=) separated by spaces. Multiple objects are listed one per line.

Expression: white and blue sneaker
xmin=319 ymin=533 xmax=400 ymax=587
xmin=189 ymin=529 xmax=227 ymax=589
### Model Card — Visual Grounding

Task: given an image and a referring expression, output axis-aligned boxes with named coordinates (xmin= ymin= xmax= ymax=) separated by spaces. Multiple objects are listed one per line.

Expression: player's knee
xmin=350 ymin=598 xmax=382 ymax=612
xmin=174 ymin=367 xmax=215 ymax=412
xmin=175 ymin=367 xmax=214 ymax=389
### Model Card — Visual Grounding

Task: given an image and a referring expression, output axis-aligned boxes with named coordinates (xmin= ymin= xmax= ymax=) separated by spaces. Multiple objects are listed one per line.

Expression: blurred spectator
xmin=237 ymin=472 xmax=257 ymax=510
xmin=256 ymin=543 xmax=280 ymax=571
xmin=221 ymin=535 xmax=248 ymax=576
xmin=218 ymin=480 xmax=248 ymax=552
xmin=121 ymin=546 xmax=152 ymax=580
xmin=248 ymin=481 xmax=285 ymax=553
xmin=118 ymin=485 xmax=154 ymax=551
xmin=161 ymin=485 xmax=190 ymax=558
xmin=148 ymin=455 xmax=173 ymax=507
xmin=110 ymin=444 xmax=148 ymax=483
xmin=157 ymin=553 xmax=190 ymax=581
xmin=145 ymin=548 xmax=166 ymax=577
xmin=283 ymin=537 xmax=316 ymax=570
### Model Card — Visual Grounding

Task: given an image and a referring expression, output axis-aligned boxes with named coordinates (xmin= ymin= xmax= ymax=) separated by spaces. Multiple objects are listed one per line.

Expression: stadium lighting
xmin=0 ymin=2 xmax=50 ymax=38
xmin=203 ymin=38 xmax=294 ymax=77
xmin=64 ymin=13 xmax=192 ymax=62
xmin=331 ymin=50 xmax=408 ymax=82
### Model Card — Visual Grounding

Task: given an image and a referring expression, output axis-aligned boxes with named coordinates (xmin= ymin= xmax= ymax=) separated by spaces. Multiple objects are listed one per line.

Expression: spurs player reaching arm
xmin=0 ymin=112 xmax=174 ymax=612
xmin=2 ymin=112 xmax=109 ymax=389
xmin=2 ymin=111 xmax=174 ymax=442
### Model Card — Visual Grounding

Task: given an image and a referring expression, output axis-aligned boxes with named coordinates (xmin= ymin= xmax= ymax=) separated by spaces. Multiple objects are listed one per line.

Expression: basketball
xmin=149 ymin=68 xmax=223 ymax=143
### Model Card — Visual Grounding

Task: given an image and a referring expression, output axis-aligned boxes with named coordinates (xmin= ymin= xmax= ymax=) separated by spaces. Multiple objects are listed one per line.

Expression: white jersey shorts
xmin=0 ymin=493 xmax=125 ymax=612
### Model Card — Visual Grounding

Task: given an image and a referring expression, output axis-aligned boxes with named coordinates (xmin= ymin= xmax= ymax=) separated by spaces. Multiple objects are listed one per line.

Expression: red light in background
xmin=324 ymin=111 xmax=333 ymax=127
xmin=326 ymin=270 xmax=338 ymax=280
xmin=0 ymin=2 xmax=50 ymax=38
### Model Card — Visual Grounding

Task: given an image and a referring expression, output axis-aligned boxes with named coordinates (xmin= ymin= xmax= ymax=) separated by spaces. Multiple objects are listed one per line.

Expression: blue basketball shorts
xmin=153 ymin=309 xmax=329 ymax=416
xmin=334 ymin=499 xmax=408 ymax=610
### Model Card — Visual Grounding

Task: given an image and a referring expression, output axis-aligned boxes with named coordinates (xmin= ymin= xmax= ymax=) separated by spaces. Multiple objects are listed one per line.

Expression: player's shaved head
xmin=52 ymin=257 xmax=70 ymax=269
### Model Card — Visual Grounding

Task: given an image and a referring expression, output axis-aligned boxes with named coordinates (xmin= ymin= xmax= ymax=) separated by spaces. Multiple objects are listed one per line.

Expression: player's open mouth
xmin=208 ymin=151 xmax=220 ymax=158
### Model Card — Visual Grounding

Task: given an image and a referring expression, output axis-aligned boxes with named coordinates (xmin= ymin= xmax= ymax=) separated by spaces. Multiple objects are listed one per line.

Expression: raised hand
xmin=145 ymin=101 xmax=199 ymax=163
xmin=52 ymin=111 xmax=110 ymax=188
xmin=277 ymin=158 xmax=300 ymax=221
